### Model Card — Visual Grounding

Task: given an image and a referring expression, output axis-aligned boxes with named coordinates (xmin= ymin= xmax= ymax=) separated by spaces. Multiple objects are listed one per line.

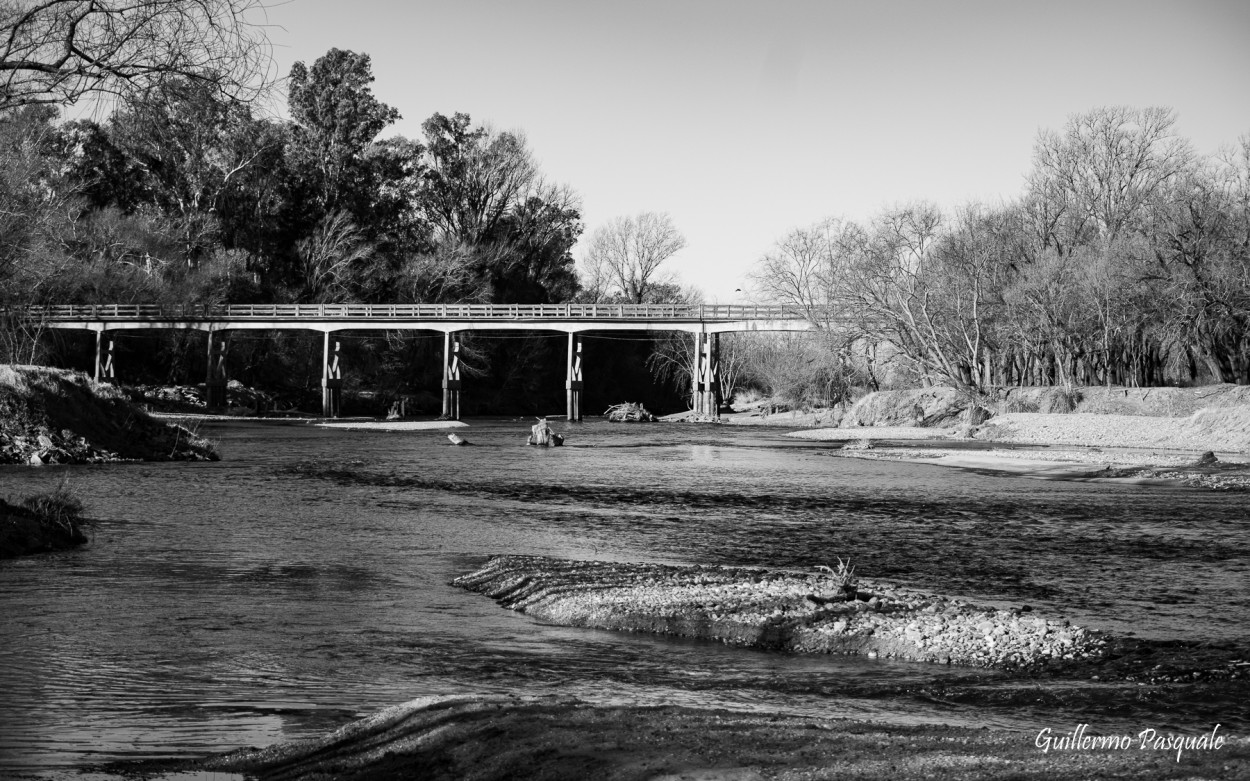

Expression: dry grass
xmin=22 ymin=480 xmax=85 ymax=532
xmin=1039 ymin=385 xmax=1082 ymax=414
xmin=815 ymin=557 xmax=859 ymax=597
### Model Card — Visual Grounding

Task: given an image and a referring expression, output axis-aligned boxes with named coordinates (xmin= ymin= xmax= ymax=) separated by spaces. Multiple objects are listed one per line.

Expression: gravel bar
xmin=454 ymin=556 xmax=1105 ymax=670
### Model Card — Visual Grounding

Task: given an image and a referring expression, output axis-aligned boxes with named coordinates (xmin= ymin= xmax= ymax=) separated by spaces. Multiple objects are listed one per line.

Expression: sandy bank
xmin=975 ymin=410 xmax=1249 ymax=452
xmin=455 ymin=556 xmax=1103 ymax=670
xmin=315 ymin=419 xmax=469 ymax=431
xmin=720 ymin=386 xmax=1250 ymax=453
xmin=787 ymin=411 xmax=1250 ymax=489
xmin=188 ymin=693 xmax=1247 ymax=781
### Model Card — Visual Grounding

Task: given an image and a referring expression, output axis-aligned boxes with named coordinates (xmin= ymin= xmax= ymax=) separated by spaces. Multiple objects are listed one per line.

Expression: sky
xmin=258 ymin=0 xmax=1250 ymax=301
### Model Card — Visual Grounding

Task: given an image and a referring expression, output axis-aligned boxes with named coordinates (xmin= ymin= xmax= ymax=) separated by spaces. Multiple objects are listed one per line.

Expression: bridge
xmin=14 ymin=303 xmax=832 ymax=420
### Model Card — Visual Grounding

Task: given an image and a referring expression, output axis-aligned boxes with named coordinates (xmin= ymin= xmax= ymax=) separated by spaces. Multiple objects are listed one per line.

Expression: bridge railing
xmin=5 ymin=303 xmax=833 ymax=322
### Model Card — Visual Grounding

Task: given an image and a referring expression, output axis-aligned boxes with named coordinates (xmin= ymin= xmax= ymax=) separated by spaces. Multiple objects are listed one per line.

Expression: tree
xmin=748 ymin=217 xmax=865 ymax=328
xmin=288 ymin=48 xmax=402 ymax=218
xmin=107 ymin=78 xmax=276 ymax=266
xmin=410 ymin=112 xmax=581 ymax=305
xmin=1029 ymin=106 xmax=1192 ymax=248
xmin=419 ymin=112 xmax=537 ymax=245
xmin=478 ymin=188 xmax=582 ymax=303
xmin=581 ymin=211 xmax=686 ymax=303
xmin=0 ymin=0 xmax=274 ymax=110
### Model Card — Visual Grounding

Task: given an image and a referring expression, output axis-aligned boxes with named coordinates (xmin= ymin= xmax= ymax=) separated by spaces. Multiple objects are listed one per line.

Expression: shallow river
xmin=1 ymin=419 xmax=1247 ymax=777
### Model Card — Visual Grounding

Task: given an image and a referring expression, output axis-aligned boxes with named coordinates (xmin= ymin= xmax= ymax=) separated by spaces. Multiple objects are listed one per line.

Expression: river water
xmin=1 ymin=419 xmax=1247 ymax=777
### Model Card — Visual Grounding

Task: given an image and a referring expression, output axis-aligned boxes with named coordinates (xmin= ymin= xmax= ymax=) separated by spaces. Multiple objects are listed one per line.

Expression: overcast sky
xmin=262 ymin=0 xmax=1250 ymax=301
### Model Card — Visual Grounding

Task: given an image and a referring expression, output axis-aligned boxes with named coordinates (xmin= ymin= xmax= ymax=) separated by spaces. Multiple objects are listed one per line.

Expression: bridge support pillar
xmin=566 ymin=333 xmax=583 ymax=422
xmin=704 ymin=332 xmax=721 ymax=420
xmin=93 ymin=329 xmax=115 ymax=384
xmin=321 ymin=331 xmax=342 ymax=418
xmin=690 ymin=331 xmax=720 ymax=419
xmin=692 ymin=331 xmax=705 ymax=415
xmin=205 ymin=331 xmax=228 ymax=409
xmin=441 ymin=332 xmax=461 ymax=420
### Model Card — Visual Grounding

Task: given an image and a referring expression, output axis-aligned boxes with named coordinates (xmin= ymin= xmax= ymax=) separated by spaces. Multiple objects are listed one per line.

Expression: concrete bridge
xmin=16 ymin=303 xmax=832 ymax=420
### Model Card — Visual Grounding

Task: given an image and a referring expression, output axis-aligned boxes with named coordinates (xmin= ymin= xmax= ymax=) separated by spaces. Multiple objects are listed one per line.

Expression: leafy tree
xmin=406 ymin=112 xmax=581 ymax=304
xmin=46 ymin=119 xmax=142 ymax=210
xmin=288 ymin=48 xmax=401 ymax=219
xmin=419 ymin=112 xmax=535 ymax=245
xmin=107 ymin=78 xmax=276 ymax=266
xmin=477 ymin=189 xmax=582 ymax=303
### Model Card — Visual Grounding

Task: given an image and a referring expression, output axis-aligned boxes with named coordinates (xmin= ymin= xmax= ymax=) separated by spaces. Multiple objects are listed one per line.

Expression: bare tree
xmin=581 ymin=211 xmax=685 ymax=303
xmin=1029 ymin=106 xmax=1192 ymax=247
xmin=748 ymin=217 xmax=866 ymax=328
xmin=0 ymin=0 xmax=275 ymax=110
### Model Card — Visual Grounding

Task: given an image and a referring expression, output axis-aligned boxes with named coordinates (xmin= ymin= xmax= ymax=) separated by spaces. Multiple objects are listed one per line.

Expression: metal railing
xmin=6 ymin=303 xmax=835 ymax=322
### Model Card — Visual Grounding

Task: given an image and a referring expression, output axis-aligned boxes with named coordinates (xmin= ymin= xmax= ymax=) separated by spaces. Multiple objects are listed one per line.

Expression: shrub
xmin=22 ymin=480 xmax=85 ymax=534
xmin=998 ymin=394 xmax=1039 ymax=414
xmin=816 ymin=558 xmax=858 ymax=598
xmin=1040 ymin=386 xmax=1082 ymax=414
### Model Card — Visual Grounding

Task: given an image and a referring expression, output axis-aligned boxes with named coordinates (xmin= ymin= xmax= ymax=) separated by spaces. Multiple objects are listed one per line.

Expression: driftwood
xmin=604 ymin=402 xmax=657 ymax=422
xmin=527 ymin=418 xmax=564 ymax=447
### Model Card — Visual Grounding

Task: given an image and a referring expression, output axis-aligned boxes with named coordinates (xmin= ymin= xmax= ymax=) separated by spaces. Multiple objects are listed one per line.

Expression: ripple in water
xmin=0 ymin=419 xmax=1246 ymax=776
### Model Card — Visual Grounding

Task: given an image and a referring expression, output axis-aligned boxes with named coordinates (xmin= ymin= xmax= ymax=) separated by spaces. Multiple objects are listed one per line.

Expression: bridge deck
xmin=9 ymin=303 xmax=833 ymax=334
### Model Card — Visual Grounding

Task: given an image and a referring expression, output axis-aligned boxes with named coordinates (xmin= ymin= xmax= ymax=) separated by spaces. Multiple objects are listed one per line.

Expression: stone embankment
xmin=454 ymin=556 xmax=1104 ymax=670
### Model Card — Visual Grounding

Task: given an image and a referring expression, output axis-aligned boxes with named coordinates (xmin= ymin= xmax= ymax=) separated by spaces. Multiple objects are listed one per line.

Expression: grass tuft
xmin=21 ymin=479 xmax=85 ymax=533
xmin=815 ymin=557 xmax=858 ymax=597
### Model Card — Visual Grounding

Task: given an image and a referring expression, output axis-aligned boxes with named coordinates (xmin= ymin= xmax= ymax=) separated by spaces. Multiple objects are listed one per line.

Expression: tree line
xmin=0 ymin=1 xmax=693 ymax=410
xmin=749 ymin=107 xmax=1250 ymax=404
xmin=0 ymin=52 xmax=584 ymax=315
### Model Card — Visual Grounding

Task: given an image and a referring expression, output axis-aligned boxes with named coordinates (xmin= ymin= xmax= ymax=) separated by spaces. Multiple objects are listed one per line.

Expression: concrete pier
xmin=205 ymin=331 xmax=228 ymax=409
xmin=566 ymin=333 xmax=583 ymax=422
xmin=93 ymin=330 xmax=115 ymax=384
xmin=690 ymin=331 xmax=722 ymax=419
xmin=442 ymin=332 xmax=462 ymax=420
xmin=321 ymin=332 xmax=342 ymax=418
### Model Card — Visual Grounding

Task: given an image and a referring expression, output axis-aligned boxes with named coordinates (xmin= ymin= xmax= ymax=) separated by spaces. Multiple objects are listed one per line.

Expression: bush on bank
xmin=0 ymin=482 xmax=89 ymax=557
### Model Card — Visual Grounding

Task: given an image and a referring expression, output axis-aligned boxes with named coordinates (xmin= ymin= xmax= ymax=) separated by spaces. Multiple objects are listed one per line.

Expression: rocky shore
xmin=454 ymin=556 xmax=1105 ymax=670
xmin=0 ymin=365 xmax=218 ymax=464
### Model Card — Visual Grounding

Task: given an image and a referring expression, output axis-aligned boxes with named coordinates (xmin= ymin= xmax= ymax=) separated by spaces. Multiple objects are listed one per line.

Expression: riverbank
xmin=188 ymin=694 xmax=1247 ymax=781
xmin=0 ymin=365 xmax=218 ymax=464
xmin=706 ymin=386 xmax=1250 ymax=488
